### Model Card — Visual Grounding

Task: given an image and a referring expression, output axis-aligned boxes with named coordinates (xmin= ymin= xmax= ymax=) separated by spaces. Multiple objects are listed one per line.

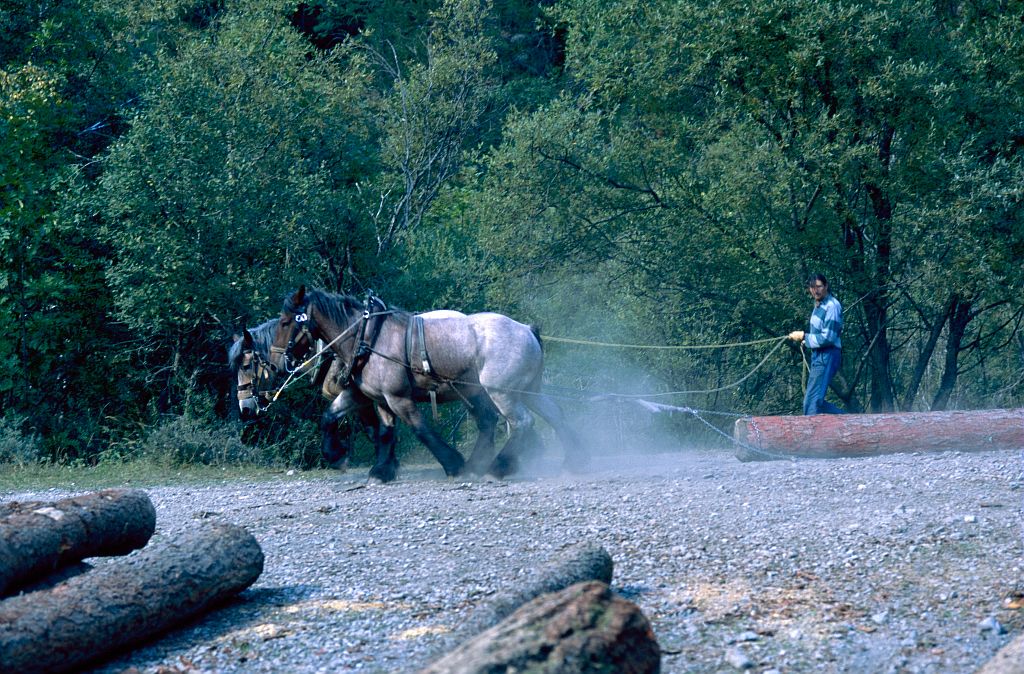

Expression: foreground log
xmin=458 ymin=541 xmax=614 ymax=640
xmin=734 ymin=407 xmax=1024 ymax=462
xmin=0 ymin=521 xmax=263 ymax=674
xmin=0 ymin=489 xmax=156 ymax=596
xmin=976 ymin=631 xmax=1024 ymax=674
xmin=421 ymin=581 xmax=660 ymax=674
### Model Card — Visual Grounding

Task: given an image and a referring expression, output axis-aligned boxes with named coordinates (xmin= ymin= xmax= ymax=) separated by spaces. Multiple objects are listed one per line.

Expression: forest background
xmin=2 ymin=0 xmax=1022 ymax=468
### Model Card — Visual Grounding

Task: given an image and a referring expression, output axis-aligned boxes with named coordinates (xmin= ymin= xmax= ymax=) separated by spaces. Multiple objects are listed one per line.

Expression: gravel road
xmin=8 ymin=447 xmax=1024 ymax=673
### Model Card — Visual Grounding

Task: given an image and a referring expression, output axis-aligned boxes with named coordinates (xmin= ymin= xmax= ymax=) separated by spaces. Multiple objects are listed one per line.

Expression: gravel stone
xmin=4 ymin=447 xmax=1022 ymax=673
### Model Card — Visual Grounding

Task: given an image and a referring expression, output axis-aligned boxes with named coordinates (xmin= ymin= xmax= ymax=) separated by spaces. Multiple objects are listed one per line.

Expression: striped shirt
xmin=805 ymin=294 xmax=842 ymax=350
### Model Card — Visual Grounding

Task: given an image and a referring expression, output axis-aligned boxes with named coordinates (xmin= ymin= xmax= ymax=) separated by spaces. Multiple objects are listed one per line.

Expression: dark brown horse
xmin=228 ymin=318 xmax=382 ymax=471
xmin=269 ymin=286 xmax=587 ymax=480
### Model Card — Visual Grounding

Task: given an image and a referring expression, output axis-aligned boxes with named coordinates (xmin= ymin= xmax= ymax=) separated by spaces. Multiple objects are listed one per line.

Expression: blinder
xmin=273 ymin=303 xmax=315 ymax=375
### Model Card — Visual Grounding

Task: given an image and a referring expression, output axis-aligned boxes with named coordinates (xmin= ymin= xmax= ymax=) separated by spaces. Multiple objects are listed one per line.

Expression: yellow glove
xmin=788 ymin=330 xmax=805 ymax=342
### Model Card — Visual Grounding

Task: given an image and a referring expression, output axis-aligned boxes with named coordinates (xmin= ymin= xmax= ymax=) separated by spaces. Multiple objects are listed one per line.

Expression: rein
xmin=269 ymin=302 xmax=395 ymax=406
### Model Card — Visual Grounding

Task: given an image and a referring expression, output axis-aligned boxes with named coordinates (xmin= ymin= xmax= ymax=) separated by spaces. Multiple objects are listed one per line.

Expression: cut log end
xmin=0 ymin=489 xmax=156 ymax=597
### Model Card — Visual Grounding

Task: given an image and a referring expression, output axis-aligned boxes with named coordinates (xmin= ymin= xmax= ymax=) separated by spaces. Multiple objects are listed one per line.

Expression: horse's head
xmin=269 ymin=285 xmax=317 ymax=377
xmin=231 ymin=312 xmax=317 ymax=420
xmin=230 ymin=328 xmax=278 ymax=421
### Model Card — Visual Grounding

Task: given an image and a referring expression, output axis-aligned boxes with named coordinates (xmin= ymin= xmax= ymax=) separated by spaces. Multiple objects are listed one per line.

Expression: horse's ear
xmin=242 ymin=329 xmax=255 ymax=348
xmin=292 ymin=285 xmax=306 ymax=307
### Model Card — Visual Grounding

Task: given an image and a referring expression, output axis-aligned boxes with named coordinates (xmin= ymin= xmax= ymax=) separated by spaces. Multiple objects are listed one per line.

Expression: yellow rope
xmin=542 ymin=334 xmax=785 ymax=350
xmin=592 ymin=337 xmax=789 ymax=398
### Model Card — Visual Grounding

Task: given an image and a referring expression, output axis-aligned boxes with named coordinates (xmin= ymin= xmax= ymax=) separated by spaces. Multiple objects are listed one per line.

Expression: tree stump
xmin=420 ymin=580 xmax=661 ymax=674
xmin=0 ymin=521 xmax=263 ymax=674
xmin=734 ymin=408 xmax=1024 ymax=461
xmin=0 ymin=489 xmax=156 ymax=596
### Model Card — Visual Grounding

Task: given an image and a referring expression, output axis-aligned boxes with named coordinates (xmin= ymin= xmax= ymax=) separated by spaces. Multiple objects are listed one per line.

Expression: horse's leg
xmin=321 ymin=389 xmax=365 ymax=471
xmin=462 ymin=394 xmax=501 ymax=476
xmin=368 ymin=404 xmax=400 ymax=484
xmin=484 ymin=392 xmax=536 ymax=479
xmin=527 ymin=392 xmax=590 ymax=472
xmin=384 ymin=394 xmax=465 ymax=477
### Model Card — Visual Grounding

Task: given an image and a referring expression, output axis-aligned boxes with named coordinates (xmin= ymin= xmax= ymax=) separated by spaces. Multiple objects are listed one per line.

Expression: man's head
xmin=807 ymin=273 xmax=828 ymax=303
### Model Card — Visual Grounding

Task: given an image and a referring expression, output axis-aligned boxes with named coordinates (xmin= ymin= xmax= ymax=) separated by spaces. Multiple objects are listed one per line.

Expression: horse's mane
xmin=227 ymin=318 xmax=278 ymax=371
xmin=297 ymin=288 xmax=408 ymax=326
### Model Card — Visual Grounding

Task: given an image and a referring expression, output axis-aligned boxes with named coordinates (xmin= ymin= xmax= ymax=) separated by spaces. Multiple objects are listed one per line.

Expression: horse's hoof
xmin=367 ymin=477 xmax=386 ymax=486
xmin=487 ymin=456 xmax=517 ymax=479
xmin=369 ymin=469 xmax=397 ymax=483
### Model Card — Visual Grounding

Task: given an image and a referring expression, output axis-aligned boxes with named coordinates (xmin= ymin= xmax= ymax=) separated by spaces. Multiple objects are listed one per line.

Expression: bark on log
xmin=976 ymin=631 xmax=1024 ymax=674
xmin=734 ymin=408 xmax=1024 ymax=462
xmin=420 ymin=581 xmax=660 ymax=674
xmin=458 ymin=541 xmax=614 ymax=640
xmin=0 ymin=521 xmax=263 ymax=674
xmin=0 ymin=489 xmax=156 ymax=597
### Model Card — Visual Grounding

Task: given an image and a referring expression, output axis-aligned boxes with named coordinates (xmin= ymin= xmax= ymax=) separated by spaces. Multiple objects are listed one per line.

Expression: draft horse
xmin=269 ymin=286 xmax=587 ymax=480
xmin=228 ymin=318 xmax=381 ymax=469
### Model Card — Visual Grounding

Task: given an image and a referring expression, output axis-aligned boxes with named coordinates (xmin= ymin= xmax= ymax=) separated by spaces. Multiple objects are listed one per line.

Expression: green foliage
xmin=471 ymin=0 xmax=1024 ymax=414
xmin=0 ymin=412 xmax=43 ymax=465
xmin=1 ymin=0 xmax=1022 ymax=465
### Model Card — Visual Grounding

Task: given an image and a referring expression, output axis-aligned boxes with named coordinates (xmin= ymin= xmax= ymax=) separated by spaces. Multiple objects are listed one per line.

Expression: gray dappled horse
xmin=268 ymin=286 xmax=588 ymax=480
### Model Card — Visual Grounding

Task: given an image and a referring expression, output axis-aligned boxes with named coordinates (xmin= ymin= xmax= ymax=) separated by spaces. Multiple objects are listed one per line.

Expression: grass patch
xmin=0 ymin=459 xmax=333 ymax=496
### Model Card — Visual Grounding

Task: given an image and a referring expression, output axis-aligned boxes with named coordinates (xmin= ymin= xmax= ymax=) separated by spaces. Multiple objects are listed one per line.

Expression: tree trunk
xmin=420 ymin=581 xmax=661 ymax=674
xmin=734 ymin=408 xmax=1024 ymax=461
xmin=901 ymin=294 xmax=955 ymax=411
xmin=0 ymin=521 xmax=264 ymax=674
xmin=931 ymin=295 xmax=972 ymax=411
xmin=0 ymin=489 xmax=155 ymax=597
xmin=863 ymin=123 xmax=897 ymax=413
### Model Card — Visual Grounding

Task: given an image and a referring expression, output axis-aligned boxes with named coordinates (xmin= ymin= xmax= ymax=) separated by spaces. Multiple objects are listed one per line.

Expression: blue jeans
xmin=803 ymin=346 xmax=844 ymax=415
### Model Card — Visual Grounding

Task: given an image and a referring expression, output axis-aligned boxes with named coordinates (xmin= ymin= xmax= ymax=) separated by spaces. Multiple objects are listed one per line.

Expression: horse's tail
xmin=530 ymin=324 xmax=543 ymax=352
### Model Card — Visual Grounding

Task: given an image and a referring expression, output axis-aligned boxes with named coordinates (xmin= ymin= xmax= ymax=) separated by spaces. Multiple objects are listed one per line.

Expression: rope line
xmin=262 ymin=316 xmax=802 ymax=461
xmin=542 ymin=335 xmax=783 ymax=350
xmin=583 ymin=337 xmax=788 ymax=399
xmin=630 ymin=400 xmax=804 ymax=461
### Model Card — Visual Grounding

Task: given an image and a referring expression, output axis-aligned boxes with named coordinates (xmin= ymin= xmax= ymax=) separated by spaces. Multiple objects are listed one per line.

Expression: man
xmin=789 ymin=273 xmax=845 ymax=415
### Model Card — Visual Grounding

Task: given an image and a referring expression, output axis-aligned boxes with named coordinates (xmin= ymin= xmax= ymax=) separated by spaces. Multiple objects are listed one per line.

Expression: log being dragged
xmin=734 ymin=407 xmax=1024 ymax=462
xmin=0 ymin=521 xmax=263 ymax=674
xmin=420 ymin=581 xmax=661 ymax=674
xmin=0 ymin=489 xmax=156 ymax=597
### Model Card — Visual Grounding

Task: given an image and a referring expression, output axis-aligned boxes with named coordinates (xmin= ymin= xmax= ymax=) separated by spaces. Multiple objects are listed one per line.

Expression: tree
xmin=466 ymin=0 xmax=1024 ymax=414
xmin=97 ymin=0 xmax=379 ymax=416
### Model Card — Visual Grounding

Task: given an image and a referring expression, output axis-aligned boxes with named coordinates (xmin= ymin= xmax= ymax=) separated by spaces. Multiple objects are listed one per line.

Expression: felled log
xmin=0 ymin=521 xmax=263 ymax=674
xmin=420 ymin=581 xmax=660 ymax=674
xmin=458 ymin=541 xmax=614 ymax=640
xmin=976 ymin=631 xmax=1024 ymax=674
xmin=734 ymin=407 xmax=1024 ymax=462
xmin=0 ymin=489 xmax=156 ymax=596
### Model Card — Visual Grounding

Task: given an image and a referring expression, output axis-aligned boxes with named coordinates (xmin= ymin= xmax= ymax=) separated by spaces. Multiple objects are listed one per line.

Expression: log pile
xmin=422 ymin=541 xmax=661 ymax=674
xmin=0 ymin=489 xmax=263 ymax=674
xmin=734 ymin=407 xmax=1024 ymax=462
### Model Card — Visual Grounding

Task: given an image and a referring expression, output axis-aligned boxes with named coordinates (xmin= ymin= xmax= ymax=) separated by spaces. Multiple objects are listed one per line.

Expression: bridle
xmin=273 ymin=290 xmax=391 ymax=405
xmin=235 ymin=346 xmax=278 ymax=414
xmin=238 ymin=325 xmax=318 ymax=416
